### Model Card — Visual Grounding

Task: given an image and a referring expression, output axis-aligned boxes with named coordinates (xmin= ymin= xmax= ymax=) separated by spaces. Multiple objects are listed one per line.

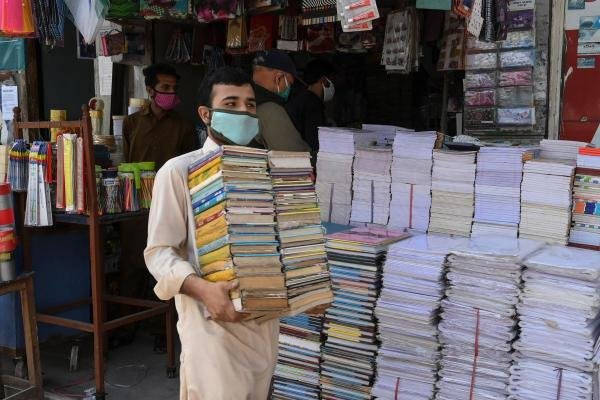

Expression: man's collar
xmin=253 ymin=83 xmax=284 ymax=106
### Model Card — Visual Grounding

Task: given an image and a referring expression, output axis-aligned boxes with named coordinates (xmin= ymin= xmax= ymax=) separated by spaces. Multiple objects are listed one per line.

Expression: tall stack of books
xmin=389 ymin=131 xmax=437 ymax=232
xmin=570 ymin=148 xmax=600 ymax=248
xmin=269 ymin=150 xmax=333 ymax=400
xmin=187 ymin=146 xmax=287 ymax=313
xmin=320 ymin=227 xmax=409 ymax=400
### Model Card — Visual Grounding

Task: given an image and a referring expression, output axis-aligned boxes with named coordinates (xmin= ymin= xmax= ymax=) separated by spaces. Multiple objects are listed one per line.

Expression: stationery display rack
xmin=12 ymin=105 xmax=176 ymax=400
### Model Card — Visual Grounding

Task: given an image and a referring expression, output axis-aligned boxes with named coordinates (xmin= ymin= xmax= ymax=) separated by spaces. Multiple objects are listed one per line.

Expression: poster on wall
xmin=578 ymin=16 xmax=600 ymax=55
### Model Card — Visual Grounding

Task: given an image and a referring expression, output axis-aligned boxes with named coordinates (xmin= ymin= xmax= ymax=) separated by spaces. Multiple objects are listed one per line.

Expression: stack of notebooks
xmin=429 ymin=150 xmax=477 ymax=237
xmin=316 ymin=127 xmax=357 ymax=225
xmin=539 ymin=139 xmax=590 ymax=161
xmin=373 ymin=234 xmax=468 ymax=400
xmin=269 ymin=151 xmax=333 ymax=315
xmin=436 ymin=236 xmax=542 ymax=400
xmin=320 ymin=227 xmax=409 ymax=400
xmin=510 ymin=245 xmax=600 ymax=400
xmin=272 ymin=315 xmax=325 ymax=400
xmin=519 ymin=159 xmax=575 ymax=245
xmin=472 ymin=147 xmax=534 ymax=238
xmin=350 ymin=145 xmax=393 ymax=225
xmin=187 ymin=146 xmax=287 ymax=314
xmin=570 ymin=148 xmax=600 ymax=248
xmin=388 ymin=131 xmax=437 ymax=232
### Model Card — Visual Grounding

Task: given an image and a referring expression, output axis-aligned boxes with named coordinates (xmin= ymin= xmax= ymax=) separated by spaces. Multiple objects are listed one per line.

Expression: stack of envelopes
xmin=388 ymin=131 xmax=437 ymax=232
xmin=373 ymin=234 xmax=468 ymax=400
xmin=436 ymin=236 xmax=542 ymax=400
xmin=187 ymin=146 xmax=287 ymax=313
xmin=569 ymin=148 xmax=600 ymax=248
xmin=429 ymin=150 xmax=477 ymax=237
xmin=268 ymin=151 xmax=333 ymax=315
xmin=472 ymin=147 xmax=534 ymax=238
xmin=509 ymin=245 xmax=600 ymax=400
xmin=272 ymin=315 xmax=325 ymax=400
xmin=350 ymin=145 xmax=394 ymax=225
xmin=320 ymin=227 xmax=409 ymax=400
xmin=519 ymin=159 xmax=575 ymax=245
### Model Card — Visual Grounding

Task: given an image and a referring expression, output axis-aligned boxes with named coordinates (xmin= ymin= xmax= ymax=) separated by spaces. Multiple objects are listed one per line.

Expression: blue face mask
xmin=277 ymin=75 xmax=291 ymax=102
xmin=209 ymin=109 xmax=260 ymax=146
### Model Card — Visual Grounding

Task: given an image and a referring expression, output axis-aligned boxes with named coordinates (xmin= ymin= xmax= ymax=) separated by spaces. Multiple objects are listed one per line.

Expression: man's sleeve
xmin=144 ymin=163 xmax=197 ymax=301
xmin=256 ymin=102 xmax=311 ymax=152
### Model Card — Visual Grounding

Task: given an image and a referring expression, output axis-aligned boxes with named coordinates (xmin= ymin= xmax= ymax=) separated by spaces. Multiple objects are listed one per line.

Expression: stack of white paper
xmin=389 ymin=131 xmax=437 ymax=232
xmin=473 ymin=147 xmax=533 ymax=238
xmin=350 ymin=145 xmax=393 ymax=225
xmin=373 ymin=234 xmax=468 ymax=400
xmin=429 ymin=150 xmax=477 ymax=237
xmin=509 ymin=245 xmax=600 ymax=400
xmin=436 ymin=236 xmax=543 ymax=400
xmin=519 ymin=159 xmax=575 ymax=245
xmin=540 ymin=139 xmax=590 ymax=162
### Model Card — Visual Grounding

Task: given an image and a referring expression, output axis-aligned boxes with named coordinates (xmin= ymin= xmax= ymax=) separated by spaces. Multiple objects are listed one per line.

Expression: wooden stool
xmin=0 ymin=272 xmax=42 ymax=400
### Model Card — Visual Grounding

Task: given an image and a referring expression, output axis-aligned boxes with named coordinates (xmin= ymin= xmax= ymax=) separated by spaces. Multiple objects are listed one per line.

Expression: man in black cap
xmin=252 ymin=49 xmax=311 ymax=152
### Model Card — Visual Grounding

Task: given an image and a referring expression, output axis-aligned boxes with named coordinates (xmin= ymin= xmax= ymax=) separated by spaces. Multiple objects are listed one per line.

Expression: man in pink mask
xmin=123 ymin=63 xmax=198 ymax=170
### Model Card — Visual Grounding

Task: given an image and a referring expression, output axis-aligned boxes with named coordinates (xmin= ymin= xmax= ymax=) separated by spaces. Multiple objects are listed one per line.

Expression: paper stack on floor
xmin=350 ymin=145 xmax=393 ymax=225
xmin=188 ymin=146 xmax=287 ymax=314
xmin=388 ymin=131 xmax=437 ymax=232
xmin=429 ymin=150 xmax=477 ymax=237
xmin=372 ymin=234 xmax=468 ymax=400
xmin=509 ymin=245 xmax=600 ymax=400
xmin=320 ymin=227 xmax=409 ymax=400
xmin=472 ymin=147 xmax=533 ymax=238
xmin=436 ymin=236 xmax=542 ymax=400
xmin=269 ymin=151 xmax=333 ymax=316
xmin=540 ymin=139 xmax=590 ymax=161
xmin=570 ymin=148 xmax=600 ymax=247
xmin=519 ymin=159 xmax=575 ymax=245
xmin=316 ymin=127 xmax=358 ymax=225
xmin=273 ymin=314 xmax=325 ymax=400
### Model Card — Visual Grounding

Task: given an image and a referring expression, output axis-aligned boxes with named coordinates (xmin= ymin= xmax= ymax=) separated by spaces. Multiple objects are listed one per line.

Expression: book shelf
xmin=12 ymin=106 xmax=176 ymax=399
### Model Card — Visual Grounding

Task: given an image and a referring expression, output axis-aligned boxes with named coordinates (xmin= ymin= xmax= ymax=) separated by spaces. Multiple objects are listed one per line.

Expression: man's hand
xmin=305 ymin=303 xmax=331 ymax=316
xmin=181 ymin=275 xmax=244 ymax=322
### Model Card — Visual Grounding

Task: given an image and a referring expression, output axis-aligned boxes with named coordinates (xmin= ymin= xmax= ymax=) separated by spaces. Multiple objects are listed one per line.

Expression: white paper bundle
xmin=509 ymin=245 xmax=600 ymax=400
xmin=373 ymin=234 xmax=469 ymax=400
xmin=540 ymin=139 xmax=591 ymax=162
xmin=429 ymin=150 xmax=477 ymax=237
xmin=436 ymin=236 xmax=543 ymax=400
xmin=519 ymin=159 xmax=575 ymax=245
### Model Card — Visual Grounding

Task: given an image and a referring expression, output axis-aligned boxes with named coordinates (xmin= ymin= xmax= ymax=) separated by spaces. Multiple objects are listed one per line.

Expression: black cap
xmin=252 ymin=49 xmax=298 ymax=77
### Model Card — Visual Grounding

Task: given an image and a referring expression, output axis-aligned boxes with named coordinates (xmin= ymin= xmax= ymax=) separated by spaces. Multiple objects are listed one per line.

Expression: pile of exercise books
xmin=510 ymin=245 xmax=600 ymax=400
xmin=316 ymin=127 xmax=357 ymax=225
xmin=436 ymin=236 xmax=542 ymax=400
xmin=272 ymin=314 xmax=325 ymax=400
xmin=187 ymin=146 xmax=287 ymax=314
xmin=519 ymin=159 xmax=575 ymax=245
xmin=320 ymin=226 xmax=409 ymax=400
xmin=570 ymin=148 xmax=600 ymax=248
xmin=388 ymin=131 xmax=437 ymax=232
xmin=429 ymin=150 xmax=477 ymax=237
xmin=540 ymin=139 xmax=590 ymax=161
xmin=350 ymin=145 xmax=393 ymax=225
xmin=268 ymin=151 xmax=333 ymax=315
xmin=472 ymin=146 xmax=534 ymax=238
xmin=373 ymin=234 xmax=468 ymax=400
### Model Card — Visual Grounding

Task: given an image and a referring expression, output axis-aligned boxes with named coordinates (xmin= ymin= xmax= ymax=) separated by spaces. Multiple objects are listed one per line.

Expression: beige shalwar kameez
xmin=144 ymin=138 xmax=279 ymax=400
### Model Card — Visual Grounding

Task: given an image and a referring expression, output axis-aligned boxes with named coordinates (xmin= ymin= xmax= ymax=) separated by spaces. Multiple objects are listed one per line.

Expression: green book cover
xmin=416 ymin=0 xmax=451 ymax=10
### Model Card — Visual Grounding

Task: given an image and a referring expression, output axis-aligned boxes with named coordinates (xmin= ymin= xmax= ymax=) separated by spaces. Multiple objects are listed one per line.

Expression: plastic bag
xmin=464 ymin=72 xmax=496 ymax=89
xmin=497 ymin=107 xmax=535 ymax=125
xmin=465 ymin=90 xmax=496 ymax=107
xmin=466 ymin=52 xmax=497 ymax=70
xmin=497 ymin=86 xmax=533 ymax=107
xmin=64 ymin=0 xmax=106 ymax=44
xmin=501 ymin=30 xmax=535 ymax=49
xmin=464 ymin=108 xmax=496 ymax=128
xmin=500 ymin=50 xmax=535 ymax=68
xmin=498 ymin=69 xmax=533 ymax=86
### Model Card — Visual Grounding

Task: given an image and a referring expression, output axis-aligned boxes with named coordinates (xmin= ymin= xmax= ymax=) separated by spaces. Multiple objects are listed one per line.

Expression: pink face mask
xmin=153 ymin=91 xmax=181 ymax=111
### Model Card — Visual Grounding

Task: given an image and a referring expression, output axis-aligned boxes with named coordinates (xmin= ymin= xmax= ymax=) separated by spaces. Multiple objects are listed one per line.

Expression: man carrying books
xmin=144 ymin=67 xmax=278 ymax=399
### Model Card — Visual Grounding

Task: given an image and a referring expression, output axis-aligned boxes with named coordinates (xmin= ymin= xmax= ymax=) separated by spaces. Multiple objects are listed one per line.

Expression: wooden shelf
xmin=52 ymin=210 xmax=149 ymax=226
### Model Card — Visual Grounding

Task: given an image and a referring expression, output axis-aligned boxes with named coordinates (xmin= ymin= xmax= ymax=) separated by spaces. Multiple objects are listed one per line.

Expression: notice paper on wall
xmin=0 ymin=86 xmax=18 ymax=121
xmin=98 ymin=56 xmax=113 ymax=96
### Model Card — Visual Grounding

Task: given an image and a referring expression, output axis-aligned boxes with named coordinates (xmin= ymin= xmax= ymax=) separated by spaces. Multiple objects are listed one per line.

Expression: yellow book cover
xmin=188 ymin=163 xmax=222 ymax=191
xmin=196 ymin=224 xmax=229 ymax=248
xmin=188 ymin=156 xmax=222 ymax=183
xmin=201 ymin=259 xmax=234 ymax=276
xmin=278 ymin=208 xmax=321 ymax=216
xmin=195 ymin=202 xmax=226 ymax=228
xmin=199 ymin=245 xmax=231 ymax=266
xmin=196 ymin=215 xmax=228 ymax=238
xmin=204 ymin=268 xmax=236 ymax=282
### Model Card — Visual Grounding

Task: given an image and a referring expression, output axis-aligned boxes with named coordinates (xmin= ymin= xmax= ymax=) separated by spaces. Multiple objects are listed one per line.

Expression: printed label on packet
xmin=347 ymin=10 xmax=377 ymax=23
xmin=344 ymin=0 xmax=372 ymax=11
xmin=342 ymin=21 xmax=373 ymax=32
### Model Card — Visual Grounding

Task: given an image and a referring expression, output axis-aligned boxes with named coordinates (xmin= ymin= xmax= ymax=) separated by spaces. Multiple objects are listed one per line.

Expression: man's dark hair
xmin=303 ymin=59 xmax=335 ymax=85
xmin=197 ymin=67 xmax=253 ymax=108
xmin=143 ymin=63 xmax=180 ymax=88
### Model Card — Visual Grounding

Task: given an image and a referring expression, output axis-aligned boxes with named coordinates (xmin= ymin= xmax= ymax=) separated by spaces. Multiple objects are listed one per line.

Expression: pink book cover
xmin=327 ymin=226 xmax=409 ymax=245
